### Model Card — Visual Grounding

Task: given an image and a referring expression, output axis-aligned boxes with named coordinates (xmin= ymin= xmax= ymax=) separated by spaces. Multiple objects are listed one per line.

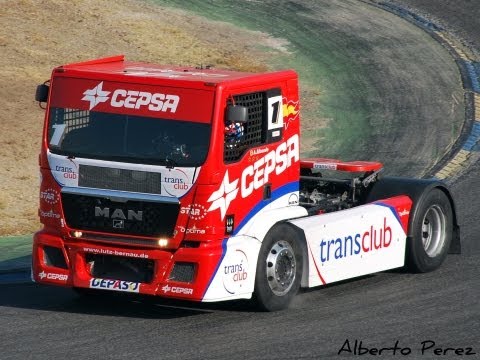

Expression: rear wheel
xmin=406 ymin=188 xmax=453 ymax=272
xmin=254 ymin=224 xmax=303 ymax=311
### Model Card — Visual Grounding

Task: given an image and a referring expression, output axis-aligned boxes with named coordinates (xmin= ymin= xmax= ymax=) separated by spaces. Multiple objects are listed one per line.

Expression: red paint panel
xmin=50 ymin=77 xmax=214 ymax=123
xmin=376 ymin=195 xmax=413 ymax=233
xmin=301 ymin=158 xmax=383 ymax=172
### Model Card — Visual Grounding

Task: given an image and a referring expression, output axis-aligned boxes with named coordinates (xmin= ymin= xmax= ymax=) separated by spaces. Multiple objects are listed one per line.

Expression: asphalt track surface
xmin=1 ymin=2 xmax=479 ymax=360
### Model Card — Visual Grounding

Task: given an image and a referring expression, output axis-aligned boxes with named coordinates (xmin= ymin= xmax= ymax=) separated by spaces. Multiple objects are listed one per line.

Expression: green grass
xmin=0 ymin=235 xmax=32 ymax=271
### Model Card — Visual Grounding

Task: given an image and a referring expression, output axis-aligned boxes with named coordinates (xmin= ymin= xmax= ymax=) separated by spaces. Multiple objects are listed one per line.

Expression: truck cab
xmin=33 ymin=56 xmax=304 ymax=301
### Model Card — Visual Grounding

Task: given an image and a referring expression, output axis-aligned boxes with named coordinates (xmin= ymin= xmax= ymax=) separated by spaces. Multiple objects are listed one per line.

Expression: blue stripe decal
xmin=465 ymin=61 xmax=480 ymax=93
xmin=373 ymin=201 xmax=403 ymax=228
xmin=233 ymin=181 xmax=299 ymax=235
xmin=202 ymin=237 xmax=228 ymax=299
xmin=462 ymin=122 xmax=480 ymax=152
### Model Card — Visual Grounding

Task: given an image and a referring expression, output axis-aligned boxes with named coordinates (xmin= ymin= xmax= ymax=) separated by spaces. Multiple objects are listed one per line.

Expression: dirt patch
xmin=0 ymin=0 xmax=287 ymax=236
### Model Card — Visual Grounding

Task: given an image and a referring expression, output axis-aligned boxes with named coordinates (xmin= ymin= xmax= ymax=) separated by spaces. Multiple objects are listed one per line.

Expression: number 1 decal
xmin=270 ymin=100 xmax=280 ymax=124
xmin=267 ymin=95 xmax=283 ymax=130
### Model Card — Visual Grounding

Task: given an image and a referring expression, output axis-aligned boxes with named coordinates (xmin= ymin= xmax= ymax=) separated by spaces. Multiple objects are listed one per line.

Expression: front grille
xmin=62 ymin=190 xmax=179 ymax=237
xmin=79 ymin=165 xmax=162 ymax=194
xmin=169 ymin=262 xmax=196 ymax=283
xmin=85 ymin=253 xmax=154 ymax=283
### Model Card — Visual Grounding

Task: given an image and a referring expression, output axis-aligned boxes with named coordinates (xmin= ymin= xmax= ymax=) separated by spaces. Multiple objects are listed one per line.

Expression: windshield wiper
xmin=164 ymin=157 xmax=178 ymax=169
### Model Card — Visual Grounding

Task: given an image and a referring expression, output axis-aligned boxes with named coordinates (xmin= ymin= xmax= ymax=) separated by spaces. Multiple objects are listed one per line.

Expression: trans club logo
xmin=207 ymin=134 xmax=299 ymax=220
xmin=55 ymin=165 xmax=77 ymax=180
xmin=222 ymin=249 xmax=248 ymax=295
xmin=163 ymin=169 xmax=190 ymax=196
xmin=81 ymin=81 xmax=180 ymax=112
xmin=319 ymin=217 xmax=393 ymax=263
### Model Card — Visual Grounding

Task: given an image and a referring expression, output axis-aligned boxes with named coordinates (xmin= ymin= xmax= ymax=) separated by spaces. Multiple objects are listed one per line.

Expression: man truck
xmin=33 ymin=55 xmax=459 ymax=311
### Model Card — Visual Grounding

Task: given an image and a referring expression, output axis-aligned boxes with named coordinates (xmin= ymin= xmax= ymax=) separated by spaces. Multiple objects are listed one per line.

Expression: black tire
xmin=254 ymin=224 xmax=303 ymax=311
xmin=406 ymin=188 xmax=453 ymax=273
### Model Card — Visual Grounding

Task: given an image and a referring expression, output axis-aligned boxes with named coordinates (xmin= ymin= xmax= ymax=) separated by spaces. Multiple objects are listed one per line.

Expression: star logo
xmin=162 ymin=284 xmax=171 ymax=293
xmin=39 ymin=271 xmax=47 ymax=280
xmin=207 ymin=171 xmax=239 ymax=220
xmin=81 ymin=81 xmax=111 ymax=110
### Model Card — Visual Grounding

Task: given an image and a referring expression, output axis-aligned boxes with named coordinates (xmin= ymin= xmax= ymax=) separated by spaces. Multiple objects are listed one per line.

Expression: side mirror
xmin=227 ymin=105 xmax=248 ymax=123
xmin=35 ymin=84 xmax=49 ymax=103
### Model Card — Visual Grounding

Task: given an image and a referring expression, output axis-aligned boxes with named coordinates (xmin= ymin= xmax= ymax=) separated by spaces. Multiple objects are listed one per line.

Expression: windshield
xmin=47 ymin=108 xmax=210 ymax=167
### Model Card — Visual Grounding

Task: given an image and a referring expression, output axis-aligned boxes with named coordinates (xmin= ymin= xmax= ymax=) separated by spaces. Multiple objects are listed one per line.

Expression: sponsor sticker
xmin=249 ymin=147 xmax=269 ymax=156
xmin=39 ymin=271 xmax=68 ymax=281
xmin=40 ymin=209 xmax=61 ymax=219
xmin=319 ymin=217 xmax=393 ymax=263
xmin=55 ymin=165 xmax=77 ymax=180
xmin=82 ymin=81 xmax=180 ymax=113
xmin=177 ymin=225 xmax=206 ymax=235
xmin=89 ymin=278 xmax=140 ymax=293
xmin=313 ymin=162 xmax=337 ymax=170
xmin=180 ymin=204 xmax=207 ymax=220
xmin=288 ymin=193 xmax=299 ymax=205
xmin=40 ymin=188 xmax=59 ymax=205
xmin=83 ymin=247 xmax=149 ymax=259
xmin=208 ymin=134 xmax=299 ymax=219
xmin=222 ymin=249 xmax=249 ymax=295
xmin=161 ymin=284 xmax=193 ymax=295
xmin=163 ymin=169 xmax=190 ymax=196
xmin=399 ymin=209 xmax=410 ymax=217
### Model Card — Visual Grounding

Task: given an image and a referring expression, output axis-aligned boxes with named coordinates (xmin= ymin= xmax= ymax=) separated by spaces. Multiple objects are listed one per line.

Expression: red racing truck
xmin=33 ymin=55 xmax=460 ymax=311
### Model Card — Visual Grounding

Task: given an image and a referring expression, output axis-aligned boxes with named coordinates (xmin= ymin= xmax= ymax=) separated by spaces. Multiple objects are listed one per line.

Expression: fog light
xmin=157 ymin=238 xmax=168 ymax=247
xmin=72 ymin=231 xmax=83 ymax=238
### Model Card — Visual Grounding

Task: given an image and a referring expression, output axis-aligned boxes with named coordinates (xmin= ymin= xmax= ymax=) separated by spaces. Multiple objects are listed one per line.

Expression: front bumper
xmin=32 ymin=230 xmax=224 ymax=301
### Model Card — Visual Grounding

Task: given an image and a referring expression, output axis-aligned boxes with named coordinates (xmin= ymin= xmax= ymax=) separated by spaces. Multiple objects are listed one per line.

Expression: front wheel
xmin=406 ymin=188 xmax=453 ymax=273
xmin=254 ymin=224 xmax=303 ymax=311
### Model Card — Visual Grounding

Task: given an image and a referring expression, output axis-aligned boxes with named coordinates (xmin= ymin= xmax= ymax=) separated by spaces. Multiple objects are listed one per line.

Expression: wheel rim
xmin=421 ymin=204 xmax=446 ymax=257
xmin=265 ymin=240 xmax=296 ymax=296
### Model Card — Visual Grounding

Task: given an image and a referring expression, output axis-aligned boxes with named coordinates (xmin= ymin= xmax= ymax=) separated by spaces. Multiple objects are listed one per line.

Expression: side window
xmin=49 ymin=108 xmax=90 ymax=148
xmin=224 ymin=89 xmax=283 ymax=163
